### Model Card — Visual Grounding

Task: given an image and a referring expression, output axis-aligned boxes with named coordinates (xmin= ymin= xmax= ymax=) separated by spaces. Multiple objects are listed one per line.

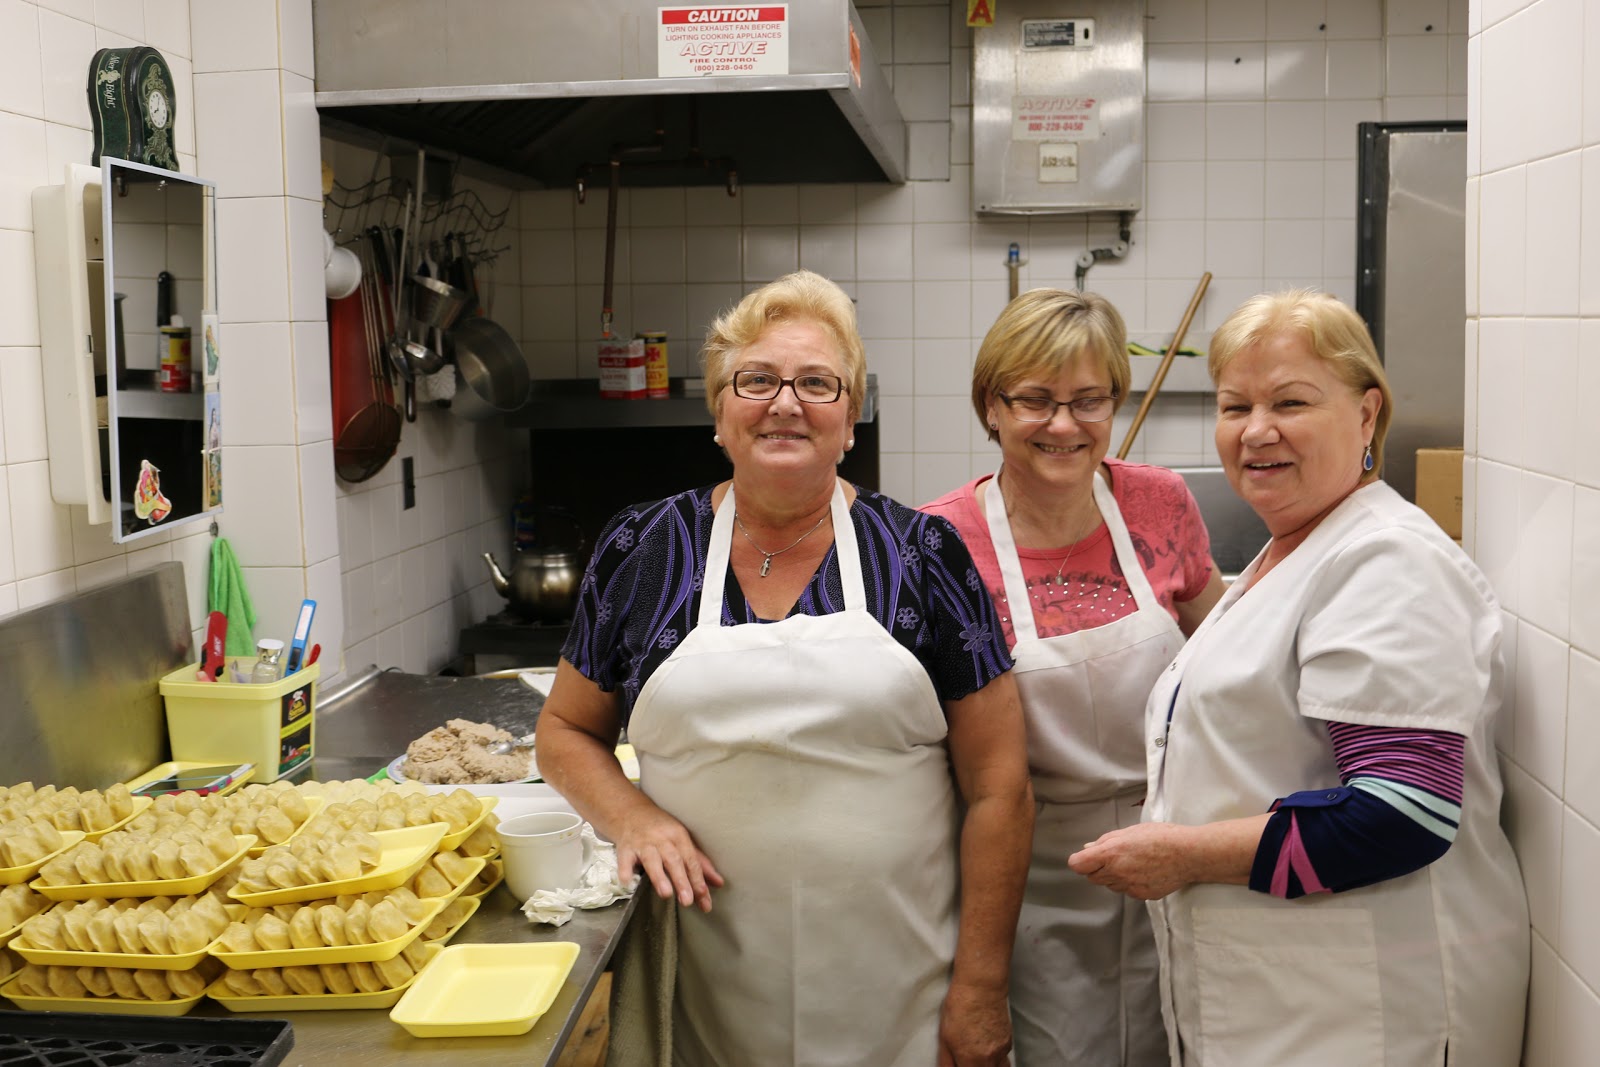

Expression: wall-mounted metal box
xmin=972 ymin=1 xmax=1144 ymax=215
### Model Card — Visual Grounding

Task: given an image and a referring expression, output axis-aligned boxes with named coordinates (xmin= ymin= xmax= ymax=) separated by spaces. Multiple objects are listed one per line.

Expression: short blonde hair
xmin=701 ymin=271 xmax=867 ymax=423
xmin=1208 ymin=289 xmax=1394 ymax=478
xmin=971 ymin=289 xmax=1130 ymax=442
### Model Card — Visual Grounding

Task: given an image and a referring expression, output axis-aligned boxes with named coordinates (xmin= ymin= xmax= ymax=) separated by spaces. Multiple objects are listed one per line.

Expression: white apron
xmin=627 ymin=480 xmax=960 ymax=1067
xmin=983 ymin=468 xmax=1182 ymax=1067
xmin=1142 ymin=483 xmax=1529 ymax=1067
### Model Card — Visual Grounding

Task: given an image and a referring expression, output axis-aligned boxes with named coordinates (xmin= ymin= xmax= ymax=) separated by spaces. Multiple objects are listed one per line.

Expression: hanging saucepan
xmin=450 ymin=317 xmax=531 ymax=421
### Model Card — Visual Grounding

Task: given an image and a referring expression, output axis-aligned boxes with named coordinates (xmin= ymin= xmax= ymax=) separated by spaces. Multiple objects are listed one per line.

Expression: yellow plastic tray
xmin=31 ymin=835 xmax=256 ymax=902
xmin=210 ymin=893 xmax=453 ymax=969
xmin=123 ymin=761 xmax=255 ymax=798
xmin=206 ymin=942 xmax=439 ymax=1012
xmin=389 ymin=941 xmax=580 ymax=1037
xmin=82 ymin=794 xmax=155 ymax=842
xmin=438 ymin=797 xmax=499 ymax=852
xmin=227 ymin=823 xmax=447 ymax=907
xmin=10 ymin=905 xmax=243 ymax=970
xmin=244 ymin=795 xmax=325 ymax=857
xmin=0 ymin=972 xmax=210 ymax=1016
xmin=0 ymin=831 xmax=87 ymax=887
xmin=421 ymin=895 xmax=480 ymax=945
xmin=461 ymin=859 xmax=504 ymax=900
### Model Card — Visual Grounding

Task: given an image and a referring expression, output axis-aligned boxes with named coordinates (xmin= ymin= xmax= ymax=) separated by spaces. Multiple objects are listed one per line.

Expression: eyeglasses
xmin=731 ymin=370 xmax=846 ymax=404
xmin=996 ymin=391 xmax=1117 ymax=424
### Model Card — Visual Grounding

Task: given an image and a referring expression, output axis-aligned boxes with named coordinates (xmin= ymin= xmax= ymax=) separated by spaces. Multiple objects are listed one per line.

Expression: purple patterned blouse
xmin=561 ymin=484 xmax=1014 ymax=724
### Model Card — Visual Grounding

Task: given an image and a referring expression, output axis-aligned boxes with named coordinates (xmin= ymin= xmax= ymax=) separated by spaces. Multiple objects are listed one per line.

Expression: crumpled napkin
xmin=520 ymin=824 xmax=638 ymax=927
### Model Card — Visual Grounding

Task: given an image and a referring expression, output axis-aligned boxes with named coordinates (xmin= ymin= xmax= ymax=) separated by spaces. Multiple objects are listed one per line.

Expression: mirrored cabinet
xmin=34 ymin=158 xmax=221 ymax=543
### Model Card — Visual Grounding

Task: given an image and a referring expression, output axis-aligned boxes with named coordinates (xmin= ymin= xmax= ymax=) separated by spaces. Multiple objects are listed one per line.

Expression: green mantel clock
xmin=89 ymin=47 xmax=179 ymax=173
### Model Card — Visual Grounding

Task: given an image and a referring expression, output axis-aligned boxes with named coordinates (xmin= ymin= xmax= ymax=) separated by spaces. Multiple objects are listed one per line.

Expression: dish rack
xmin=0 ymin=1011 xmax=293 ymax=1066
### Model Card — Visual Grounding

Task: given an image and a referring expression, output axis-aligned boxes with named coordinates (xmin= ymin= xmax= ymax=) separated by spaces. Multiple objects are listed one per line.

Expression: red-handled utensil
xmin=306 ymin=643 xmax=321 ymax=666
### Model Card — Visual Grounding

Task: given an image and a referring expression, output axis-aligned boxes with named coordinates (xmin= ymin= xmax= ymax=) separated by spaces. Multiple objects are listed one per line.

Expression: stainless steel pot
xmin=483 ymin=549 xmax=581 ymax=623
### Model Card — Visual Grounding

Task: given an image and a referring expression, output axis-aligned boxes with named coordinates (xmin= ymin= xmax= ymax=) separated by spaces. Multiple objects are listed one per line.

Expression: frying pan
xmin=450 ymin=317 xmax=531 ymax=421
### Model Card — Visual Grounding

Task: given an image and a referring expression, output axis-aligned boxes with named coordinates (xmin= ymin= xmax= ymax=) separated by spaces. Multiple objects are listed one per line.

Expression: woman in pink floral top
xmin=922 ymin=289 xmax=1224 ymax=1067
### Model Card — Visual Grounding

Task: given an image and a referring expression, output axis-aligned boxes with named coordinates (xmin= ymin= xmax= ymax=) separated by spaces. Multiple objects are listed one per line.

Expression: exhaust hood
xmin=312 ymin=1 xmax=907 ymax=188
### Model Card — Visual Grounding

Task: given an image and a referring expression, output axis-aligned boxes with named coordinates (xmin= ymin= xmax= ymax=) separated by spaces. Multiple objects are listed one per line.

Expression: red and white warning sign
xmin=659 ymin=6 xmax=790 ymax=78
xmin=1011 ymin=95 xmax=1100 ymax=141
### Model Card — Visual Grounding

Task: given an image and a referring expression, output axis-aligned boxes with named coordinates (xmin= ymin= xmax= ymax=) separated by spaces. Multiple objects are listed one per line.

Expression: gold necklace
xmin=734 ymin=510 xmax=830 ymax=577
xmin=1050 ymin=541 xmax=1079 ymax=586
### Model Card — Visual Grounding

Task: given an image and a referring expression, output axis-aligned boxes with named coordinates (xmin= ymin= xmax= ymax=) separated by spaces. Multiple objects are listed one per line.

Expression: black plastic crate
xmin=0 ymin=1012 xmax=293 ymax=1067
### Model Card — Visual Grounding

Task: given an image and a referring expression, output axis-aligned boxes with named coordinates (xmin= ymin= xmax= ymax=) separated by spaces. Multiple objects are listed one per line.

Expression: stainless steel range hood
xmin=312 ymin=0 xmax=906 ymax=188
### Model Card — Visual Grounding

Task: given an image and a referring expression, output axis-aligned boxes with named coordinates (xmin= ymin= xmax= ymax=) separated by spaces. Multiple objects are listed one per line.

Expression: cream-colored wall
xmin=1468 ymin=0 xmax=1600 ymax=1060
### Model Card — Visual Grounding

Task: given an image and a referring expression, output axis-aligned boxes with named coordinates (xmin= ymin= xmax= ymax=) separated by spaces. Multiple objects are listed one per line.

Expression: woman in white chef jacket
xmin=536 ymin=271 xmax=1034 ymax=1067
xmin=923 ymin=289 xmax=1225 ymax=1066
xmin=1070 ymin=289 xmax=1530 ymax=1067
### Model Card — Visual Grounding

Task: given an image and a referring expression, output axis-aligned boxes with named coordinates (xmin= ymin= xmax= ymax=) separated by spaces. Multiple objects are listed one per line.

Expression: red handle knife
xmin=199 ymin=611 xmax=228 ymax=681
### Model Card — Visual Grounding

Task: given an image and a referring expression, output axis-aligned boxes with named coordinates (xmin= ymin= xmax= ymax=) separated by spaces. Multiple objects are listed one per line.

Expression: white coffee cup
xmin=499 ymin=811 xmax=594 ymax=900
xmin=324 ymin=243 xmax=362 ymax=300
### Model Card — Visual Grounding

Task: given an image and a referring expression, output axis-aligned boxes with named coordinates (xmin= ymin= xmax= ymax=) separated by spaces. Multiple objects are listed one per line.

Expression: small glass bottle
xmin=251 ymin=639 xmax=285 ymax=684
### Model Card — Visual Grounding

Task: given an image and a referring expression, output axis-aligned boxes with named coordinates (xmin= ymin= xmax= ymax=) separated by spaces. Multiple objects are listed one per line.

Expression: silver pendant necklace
xmin=735 ymin=510 xmax=830 ymax=577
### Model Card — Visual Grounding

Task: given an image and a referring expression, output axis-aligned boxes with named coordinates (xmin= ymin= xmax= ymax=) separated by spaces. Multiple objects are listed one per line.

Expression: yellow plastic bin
xmin=158 ymin=661 xmax=321 ymax=782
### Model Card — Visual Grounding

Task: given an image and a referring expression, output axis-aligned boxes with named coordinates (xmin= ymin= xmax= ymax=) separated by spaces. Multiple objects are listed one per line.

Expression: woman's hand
xmin=936 ymin=980 xmax=1012 ymax=1067
xmin=1068 ymin=823 xmax=1199 ymax=901
xmin=1069 ymin=815 xmax=1270 ymax=900
xmin=614 ymin=804 xmax=725 ymax=913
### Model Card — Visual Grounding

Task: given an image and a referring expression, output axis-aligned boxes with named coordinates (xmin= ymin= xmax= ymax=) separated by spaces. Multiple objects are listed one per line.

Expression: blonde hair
xmin=971 ymin=289 xmax=1130 ymax=442
xmin=701 ymin=271 xmax=867 ymax=423
xmin=1208 ymin=289 xmax=1393 ymax=477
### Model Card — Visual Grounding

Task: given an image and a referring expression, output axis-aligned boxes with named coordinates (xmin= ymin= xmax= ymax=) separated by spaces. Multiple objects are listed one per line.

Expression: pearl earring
xmin=1362 ymin=443 xmax=1374 ymax=472
xmin=714 ymin=434 xmax=723 ymax=445
xmin=846 ymin=438 xmax=854 ymax=450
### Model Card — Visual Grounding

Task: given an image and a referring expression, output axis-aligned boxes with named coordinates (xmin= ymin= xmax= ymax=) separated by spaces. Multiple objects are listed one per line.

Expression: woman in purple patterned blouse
xmin=536 ymin=271 xmax=1033 ymax=1067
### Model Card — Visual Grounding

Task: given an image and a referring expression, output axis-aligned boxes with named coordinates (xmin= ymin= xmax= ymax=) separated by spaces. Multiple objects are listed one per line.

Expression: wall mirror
xmin=101 ymin=157 xmax=219 ymax=543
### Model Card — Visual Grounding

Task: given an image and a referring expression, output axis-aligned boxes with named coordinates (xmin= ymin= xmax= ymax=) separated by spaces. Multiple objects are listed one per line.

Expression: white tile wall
xmin=1470 ymin=0 xmax=1600 ymax=1052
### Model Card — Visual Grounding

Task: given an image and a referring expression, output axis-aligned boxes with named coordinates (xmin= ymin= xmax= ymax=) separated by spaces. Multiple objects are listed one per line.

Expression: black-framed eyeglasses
xmin=996 ymin=391 xmax=1117 ymax=424
xmin=732 ymin=370 xmax=846 ymax=404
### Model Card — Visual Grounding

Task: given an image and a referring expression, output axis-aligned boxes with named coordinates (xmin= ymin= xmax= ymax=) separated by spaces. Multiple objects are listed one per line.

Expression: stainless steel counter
xmin=184 ymin=667 xmax=637 ymax=1066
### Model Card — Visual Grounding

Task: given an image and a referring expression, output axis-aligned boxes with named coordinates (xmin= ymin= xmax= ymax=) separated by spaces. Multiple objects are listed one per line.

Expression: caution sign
xmin=659 ymin=6 xmax=789 ymax=78
xmin=1011 ymin=95 xmax=1100 ymax=141
xmin=967 ymin=0 xmax=995 ymax=27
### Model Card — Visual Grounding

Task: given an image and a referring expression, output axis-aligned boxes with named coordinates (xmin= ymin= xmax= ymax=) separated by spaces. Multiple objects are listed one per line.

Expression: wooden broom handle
xmin=1116 ymin=272 xmax=1212 ymax=460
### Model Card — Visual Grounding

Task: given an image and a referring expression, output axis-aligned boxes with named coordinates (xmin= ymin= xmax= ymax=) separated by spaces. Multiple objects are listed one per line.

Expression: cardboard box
xmin=1415 ymin=447 xmax=1463 ymax=539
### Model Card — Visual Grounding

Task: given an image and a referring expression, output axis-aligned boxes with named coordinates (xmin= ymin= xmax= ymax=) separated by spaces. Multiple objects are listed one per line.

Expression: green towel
xmin=208 ymin=537 xmax=258 ymax=657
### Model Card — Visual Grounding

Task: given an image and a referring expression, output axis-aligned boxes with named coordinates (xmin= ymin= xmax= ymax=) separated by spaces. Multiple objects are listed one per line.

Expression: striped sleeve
xmin=1248 ymin=723 xmax=1466 ymax=900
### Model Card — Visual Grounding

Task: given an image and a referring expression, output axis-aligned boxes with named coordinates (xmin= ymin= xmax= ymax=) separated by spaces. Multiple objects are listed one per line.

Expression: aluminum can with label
xmin=639 ymin=331 xmax=669 ymax=399
xmin=159 ymin=323 xmax=192 ymax=393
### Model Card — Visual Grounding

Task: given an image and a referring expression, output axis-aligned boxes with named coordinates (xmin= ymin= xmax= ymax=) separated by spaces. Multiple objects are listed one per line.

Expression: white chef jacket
xmin=1143 ymin=481 xmax=1530 ymax=1066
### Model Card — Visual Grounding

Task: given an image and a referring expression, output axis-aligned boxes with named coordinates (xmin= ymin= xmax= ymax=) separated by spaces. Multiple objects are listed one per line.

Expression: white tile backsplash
xmin=1525 ymin=152 xmax=1581 ymax=317
xmin=0 ymin=0 xmax=46 ymax=120
xmin=1206 ymin=43 xmax=1267 ymax=99
xmin=38 ymin=9 xmax=95 ymax=129
xmin=1206 ymin=102 xmax=1266 ymax=160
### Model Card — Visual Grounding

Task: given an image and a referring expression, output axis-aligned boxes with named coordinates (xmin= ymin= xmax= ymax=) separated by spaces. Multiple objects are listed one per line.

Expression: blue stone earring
xmin=1362 ymin=443 xmax=1374 ymax=472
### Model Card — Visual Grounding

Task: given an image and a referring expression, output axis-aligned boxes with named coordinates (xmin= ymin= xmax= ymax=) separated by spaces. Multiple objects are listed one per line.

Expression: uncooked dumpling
xmin=133 ymin=968 xmax=173 ymax=1001
xmin=366 ymin=900 xmax=407 ymax=942
xmin=288 ymin=907 xmax=321 ymax=949
xmin=412 ymin=866 xmax=452 ymax=899
xmin=282 ymin=965 xmax=325 ymax=996
xmin=220 ymin=921 xmax=258 ymax=953
xmin=386 ymin=887 xmax=428 ymax=925
xmin=151 ymin=840 xmax=185 ymax=881
xmin=315 ymin=905 xmax=348 ymax=947
xmin=343 ymin=900 xmax=372 ymax=945
xmin=222 ymin=969 xmax=264 ymax=996
xmin=255 ymin=968 xmax=291 ymax=995
xmin=167 ymin=968 xmax=206 ymax=999
xmin=348 ymin=960 xmax=384 ymax=993
xmin=254 ymin=913 xmax=292 ymax=951
xmin=136 ymin=917 xmax=174 ymax=956
xmin=47 ymin=966 xmax=89 ymax=999
xmin=77 ymin=966 xmax=114 ymax=997
xmin=319 ymin=962 xmax=356 ymax=994
xmin=106 ymin=967 xmax=142 ymax=1000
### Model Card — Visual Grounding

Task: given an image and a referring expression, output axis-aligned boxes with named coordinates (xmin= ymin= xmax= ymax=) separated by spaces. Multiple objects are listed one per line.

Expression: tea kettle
xmin=484 ymin=508 xmax=586 ymax=623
